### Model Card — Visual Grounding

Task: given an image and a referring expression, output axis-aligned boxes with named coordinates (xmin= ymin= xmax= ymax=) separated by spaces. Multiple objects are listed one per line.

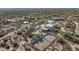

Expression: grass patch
xmin=63 ymin=31 xmax=79 ymax=43
xmin=32 ymin=34 xmax=41 ymax=40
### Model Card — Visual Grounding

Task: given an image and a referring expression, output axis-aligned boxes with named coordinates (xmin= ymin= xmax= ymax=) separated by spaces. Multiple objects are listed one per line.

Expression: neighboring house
xmin=51 ymin=15 xmax=64 ymax=21
xmin=6 ymin=18 xmax=22 ymax=23
xmin=65 ymin=21 xmax=76 ymax=32
xmin=75 ymin=22 xmax=79 ymax=35
xmin=69 ymin=15 xmax=79 ymax=20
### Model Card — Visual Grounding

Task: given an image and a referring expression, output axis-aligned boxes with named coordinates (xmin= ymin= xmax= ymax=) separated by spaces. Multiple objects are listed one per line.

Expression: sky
xmin=0 ymin=0 xmax=78 ymax=8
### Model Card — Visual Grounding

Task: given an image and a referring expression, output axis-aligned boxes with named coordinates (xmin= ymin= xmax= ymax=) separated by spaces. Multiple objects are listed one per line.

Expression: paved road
xmin=0 ymin=31 xmax=16 ymax=40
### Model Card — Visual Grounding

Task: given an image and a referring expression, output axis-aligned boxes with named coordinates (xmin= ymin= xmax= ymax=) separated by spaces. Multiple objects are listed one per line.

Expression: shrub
xmin=57 ymin=38 xmax=66 ymax=45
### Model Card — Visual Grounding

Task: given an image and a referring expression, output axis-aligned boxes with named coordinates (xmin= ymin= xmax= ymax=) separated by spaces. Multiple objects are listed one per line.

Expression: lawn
xmin=63 ymin=31 xmax=79 ymax=43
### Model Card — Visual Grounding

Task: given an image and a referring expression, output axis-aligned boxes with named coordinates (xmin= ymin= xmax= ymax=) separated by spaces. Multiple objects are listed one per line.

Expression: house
xmin=41 ymin=20 xmax=59 ymax=34
xmin=23 ymin=21 xmax=29 ymax=24
xmin=41 ymin=20 xmax=58 ymax=30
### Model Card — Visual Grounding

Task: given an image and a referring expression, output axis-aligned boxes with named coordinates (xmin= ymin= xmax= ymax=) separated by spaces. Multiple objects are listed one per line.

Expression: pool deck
xmin=32 ymin=34 xmax=56 ymax=50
